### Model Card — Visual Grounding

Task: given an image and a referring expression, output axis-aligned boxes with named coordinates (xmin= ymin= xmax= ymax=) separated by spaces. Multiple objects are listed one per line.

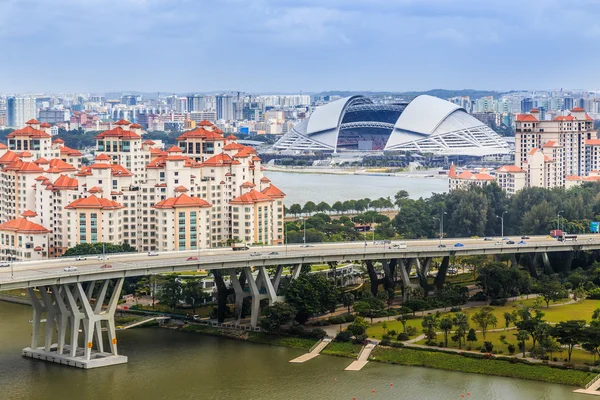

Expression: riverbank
xmin=165 ymin=322 xmax=598 ymax=388
xmin=264 ymin=165 xmax=446 ymax=179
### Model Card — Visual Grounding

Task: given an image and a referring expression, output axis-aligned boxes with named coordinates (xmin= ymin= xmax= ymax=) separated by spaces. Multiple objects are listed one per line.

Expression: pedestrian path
xmin=345 ymin=342 xmax=377 ymax=371
xmin=574 ymin=374 xmax=600 ymax=396
xmin=289 ymin=338 xmax=332 ymax=363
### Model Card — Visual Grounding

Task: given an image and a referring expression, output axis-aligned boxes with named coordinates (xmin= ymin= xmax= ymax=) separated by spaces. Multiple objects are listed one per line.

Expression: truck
xmin=550 ymin=229 xmax=563 ymax=238
xmin=558 ymin=233 xmax=578 ymax=242
xmin=232 ymin=243 xmax=249 ymax=251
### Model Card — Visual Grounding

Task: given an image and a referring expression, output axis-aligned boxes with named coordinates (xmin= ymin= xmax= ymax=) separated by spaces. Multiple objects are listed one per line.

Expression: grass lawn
xmin=367 ymin=297 xmax=574 ymax=340
xmin=321 ymin=341 xmax=363 ymax=358
xmin=415 ymin=328 xmax=525 ymax=354
xmin=311 ymin=264 xmax=331 ymax=272
xmin=370 ymin=347 xmax=596 ymax=387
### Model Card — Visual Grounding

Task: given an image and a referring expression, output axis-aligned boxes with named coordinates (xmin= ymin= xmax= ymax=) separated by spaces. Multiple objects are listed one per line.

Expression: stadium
xmin=274 ymin=95 xmax=511 ymax=157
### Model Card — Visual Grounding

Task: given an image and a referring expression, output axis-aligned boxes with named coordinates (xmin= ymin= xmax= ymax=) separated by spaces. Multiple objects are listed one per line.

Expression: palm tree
xmin=439 ymin=316 xmax=454 ymax=347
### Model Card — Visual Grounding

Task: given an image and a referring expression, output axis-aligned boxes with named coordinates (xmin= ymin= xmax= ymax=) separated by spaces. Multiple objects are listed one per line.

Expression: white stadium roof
xmin=273 ymin=94 xmax=511 ymax=157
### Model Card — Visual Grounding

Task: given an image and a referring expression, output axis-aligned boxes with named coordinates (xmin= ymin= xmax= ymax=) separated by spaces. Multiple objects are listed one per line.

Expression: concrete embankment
xmin=0 ymin=294 xmax=31 ymax=306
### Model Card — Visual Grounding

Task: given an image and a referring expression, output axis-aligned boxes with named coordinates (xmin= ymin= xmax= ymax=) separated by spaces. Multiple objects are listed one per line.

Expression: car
xmin=250 ymin=252 xmax=261 ymax=256
xmin=484 ymin=237 xmax=493 ymax=241
xmin=192 ymin=315 xmax=201 ymax=321
xmin=100 ymin=264 xmax=112 ymax=269
xmin=506 ymin=240 xmax=515 ymax=245
xmin=148 ymin=252 xmax=159 ymax=256
xmin=438 ymin=244 xmax=447 ymax=248
xmin=453 ymin=243 xmax=465 ymax=248
xmin=448 ymin=268 xmax=458 ymax=275
xmin=589 ymin=238 xmax=595 ymax=242
xmin=0 ymin=261 xmax=9 ymax=268
xmin=518 ymin=240 xmax=527 ymax=245
xmin=268 ymin=251 xmax=279 ymax=255
xmin=97 ymin=255 xmax=109 ymax=261
xmin=64 ymin=266 xmax=77 ymax=272
xmin=75 ymin=256 xmax=87 ymax=261
xmin=502 ymin=237 xmax=510 ymax=241
xmin=301 ymin=244 xmax=314 ymax=248
xmin=186 ymin=256 xmax=198 ymax=261
xmin=521 ymin=236 xmax=530 ymax=240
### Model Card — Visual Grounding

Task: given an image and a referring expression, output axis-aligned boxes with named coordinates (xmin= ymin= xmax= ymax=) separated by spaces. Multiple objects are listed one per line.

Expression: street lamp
xmin=557 ymin=210 xmax=564 ymax=232
xmin=301 ymin=217 xmax=306 ymax=245
xmin=284 ymin=222 xmax=288 ymax=254
xmin=434 ymin=211 xmax=447 ymax=246
xmin=372 ymin=214 xmax=376 ymax=244
xmin=496 ymin=211 xmax=507 ymax=239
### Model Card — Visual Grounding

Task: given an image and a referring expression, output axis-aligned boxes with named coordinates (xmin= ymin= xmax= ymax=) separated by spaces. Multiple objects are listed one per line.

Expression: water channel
xmin=0 ymin=302 xmax=591 ymax=400
xmin=266 ymin=171 xmax=448 ymax=205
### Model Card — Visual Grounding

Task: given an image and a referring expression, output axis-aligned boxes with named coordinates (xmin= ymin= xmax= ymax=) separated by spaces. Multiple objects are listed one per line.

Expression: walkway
xmin=345 ymin=342 xmax=377 ymax=371
xmin=574 ymin=375 xmax=600 ymax=396
xmin=289 ymin=338 xmax=332 ymax=363
xmin=118 ymin=316 xmax=169 ymax=330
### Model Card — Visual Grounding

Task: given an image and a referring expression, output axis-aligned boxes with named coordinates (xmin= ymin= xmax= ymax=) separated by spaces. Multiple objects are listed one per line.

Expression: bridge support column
xmin=398 ymin=259 xmax=419 ymax=301
xmin=22 ymin=278 xmax=128 ymax=369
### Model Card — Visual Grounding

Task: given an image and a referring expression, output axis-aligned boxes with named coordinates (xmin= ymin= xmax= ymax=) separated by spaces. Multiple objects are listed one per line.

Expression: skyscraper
xmin=520 ymin=98 xmax=534 ymax=113
xmin=186 ymin=94 xmax=203 ymax=112
xmin=216 ymin=95 xmax=234 ymax=120
xmin=7 ymin=97 xmax=36 ymax=127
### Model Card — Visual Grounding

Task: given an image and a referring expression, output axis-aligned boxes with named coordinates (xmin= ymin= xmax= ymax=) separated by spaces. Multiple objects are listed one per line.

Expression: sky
xmin=2 ymin=0 xmax=600 ymax=93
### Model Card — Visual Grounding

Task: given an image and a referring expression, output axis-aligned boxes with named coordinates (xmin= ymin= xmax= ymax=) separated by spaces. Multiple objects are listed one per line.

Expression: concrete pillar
xmin=244 ymin=267 xmax=261 ymax=328
xmin=257 ymin=266 xmax=278 ymax=305
xmin=27 ymin=288 xmax=44 ymax=349
xmin=229 ymin=268 xmax=250 ymax=324
xmin=64 ymin=284 xmax=86 ymax=357
xmin=51 ymin=285 xmax=69 ymax=355
xmin=38 ymin=287 xmax=57 ymax=352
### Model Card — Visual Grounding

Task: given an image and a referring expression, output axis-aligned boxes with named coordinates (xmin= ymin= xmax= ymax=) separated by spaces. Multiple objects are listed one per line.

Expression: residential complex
xmin=0 ymin=119 xmax=285 ymax=261
xmin=449 ymin=107 xmax=599 ymax=194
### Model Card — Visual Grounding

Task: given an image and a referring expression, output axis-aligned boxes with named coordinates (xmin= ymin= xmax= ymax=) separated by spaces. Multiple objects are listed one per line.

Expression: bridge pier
xmin=22 ymin=278 xmax=128 ymax=369
xmin=230 ymin=265 xmax=289 ymax=328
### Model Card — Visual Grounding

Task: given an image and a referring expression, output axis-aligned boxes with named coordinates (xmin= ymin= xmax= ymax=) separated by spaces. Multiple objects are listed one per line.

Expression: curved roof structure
xmin=274 ymin=95 xmax=510 ymax=156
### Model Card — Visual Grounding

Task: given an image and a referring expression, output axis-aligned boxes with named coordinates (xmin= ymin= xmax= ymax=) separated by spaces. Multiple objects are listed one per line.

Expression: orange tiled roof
xmin=60 ymin=146 xmax=83 ymax=157
xmin=241 ymin=181 xmax=256 ymax=188
xmin=448 ymin=163 xmax=456 ymax=179
xmin=202 ymin=153 xmax=234 ymax=167
xmin=19 ymin=151 xmax=33 ymax=157
xmin=0 ymin=218 xmax=49 ymax=233
xmin=143 ymin=140 xmax=155 ymax=145
xmin=15 ymin=161 xmax=44 ymax=173
xmin=198 ymin=120 xmax=214 ymax=127
xmin=153 ymin=193 xmax=211 ymax=209
xmin=261 ymin=184 xmax=286 ymax=199
xmin=233 ymin=146 xmax=258 ymax=158
xmin=6 ymin=126 xmax=51 ymax=139
xmin=543 ymin=141 xmax=561 ymax=148
xmin=260 ymin=177 xmax=271 ymax=183
xmin=176 ymin=127 xmax=225 ymax=141
xmin=586 ymin=139 xmax=600 ymax=146
xmin=226 ymin=135 xmax=238 ymax=140
xmin=34 ymin=157 xmax=49 ymax=164
xmin=554 ymin=115 xmax=575 ymax=121
xmin=48 ymin=158 xmax=77 ymax=172
xmin=88 ymin=186 xmax=103 ymax=193
xmin=114 ymin=119 xmax=131 ymax=126
xmin=53 ymin=175 xmax=78 ymax=190
xmin=496 ymin=165 xmax=525 ymax=173
xmin=572 ymin=107 xmax=585 ymax=112
xmin=94 ymin=127 xmax=141 ymax=140
xmin=21 ymin=210 xmax=37 ymax=217
xmin=516 ymin=114 xmax=538 ymax=122
xmin=40 ymin=122 xmax=51 ymax=128
xmin=65 ymin=195 xmax=123 ymax=210
xmin=166 ymin=145 xmax=183 ymax=153
xmin=223 ymin=142 xmax=245 ymax=151
xmin=0 ymin=143 xmax=7 ymax=149
xmin=175 ymin=185 xmax=189 ymax=192
xmin=53 ymin=138 xmax=65 ymax=144
xmin=130 ymin=123 xmax=142 ymax=129
xmin=229 ymin=189 xmax=273 ymax=204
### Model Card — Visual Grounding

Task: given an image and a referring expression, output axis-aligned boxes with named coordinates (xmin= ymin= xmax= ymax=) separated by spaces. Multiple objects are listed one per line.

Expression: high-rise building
xmin=520 ymin=98 xmax=534 ymax=113
xmin=216 ymin=95 xmax=234 ymax=120
xmin=38 ymin=109 xmax=70 ymax=124
xmin=186 ymin=95 xmax=203 ymax=112
xmin=7 ymin=97 xmax=36 ymax=128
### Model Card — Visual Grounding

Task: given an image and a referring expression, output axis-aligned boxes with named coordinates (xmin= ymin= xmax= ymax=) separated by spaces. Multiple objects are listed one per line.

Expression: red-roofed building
xmin=0 ymin=217 xmax=49 ymax=260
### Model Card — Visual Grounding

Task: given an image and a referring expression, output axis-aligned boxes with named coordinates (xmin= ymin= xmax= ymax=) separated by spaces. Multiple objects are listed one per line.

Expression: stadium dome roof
xmin=273 ymin=95 xmax=510 ymax=156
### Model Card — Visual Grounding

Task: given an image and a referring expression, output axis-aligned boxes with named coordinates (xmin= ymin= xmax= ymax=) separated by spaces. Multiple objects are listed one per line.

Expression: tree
xmin=581 ymin=322 xmax=600 ymax=360
xmin=63 ymin=242 xmax=135 ymax=257
xmin=259 ymin=302 xmax=297 ymax=333
xmin=347 ymin=316 xmax=370 ymax=336
xmin=466 ymin=328 xmax=477 ymax=350
xmin=289 ymin=204 xmax=302 ymax=216
xmin=404 ymin=299 xmax=428 ymax=316
xmin=439 ymin=316 xmax=454 ymax=347
xmin=303 ymin=201 xmax=317 ymax=215
xmin=316 ymin=201 xmax=331 ymax=214
xmin=452 ymin=312 xmax=470 ymax=349
xmin=342 ymin=293 xmax=355 ymax=314
xmin=285 ymin=274 xmax=339 ymax=323
xmin=421 ymin=313 xmax=439 ymax=342
xmin=476 ymin=262 xmax=531 ymax=301
xmin=550 ymin=320 xmax=586 ymax=362
xmin=136 ymin=275 xmax=165 ymax=309
xmin=158 ymin=274 xmax=183 ymax=311
xmin=536 ymin=276 xmax=568 ymax=308
xmin=471 ymin=306 xmax=497 ymax=340
xmin=332 ymin=201 xmax=344 ymax=214
xmin=183 ymin=278 xmax=209 ymax=314
xmin=503 ymin=311 xmax=515 ymax=328
xmin=515 ymin=330 xmax=530 ymax=357
xmin=353 ymin=296 xmax=385 ymax=323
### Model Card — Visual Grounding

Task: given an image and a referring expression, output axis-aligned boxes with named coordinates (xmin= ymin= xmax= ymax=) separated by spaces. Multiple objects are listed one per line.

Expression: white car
xmin=97 ymin=255 xmax=109 ymax=261
xmin=75 ymin=256 xmax=87 ymax=261
xmin=148 ymin=252 xmax=159 ymax=256
xmin=64 ymin=266 xmax=78 ymax=272
xmin=0 ymin=261 xmax=9 ymax=268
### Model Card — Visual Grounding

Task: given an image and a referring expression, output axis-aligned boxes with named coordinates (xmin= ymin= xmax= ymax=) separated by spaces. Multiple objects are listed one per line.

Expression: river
xmin=266 ymin=171 xmax=447 ymax=205
xmin=0 ymin=302 xmax=590 ymax=400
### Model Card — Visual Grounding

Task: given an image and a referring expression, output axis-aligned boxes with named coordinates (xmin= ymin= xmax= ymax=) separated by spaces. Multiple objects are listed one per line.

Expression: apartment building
xmin=0 ymin=119 xmax=285 ymax=260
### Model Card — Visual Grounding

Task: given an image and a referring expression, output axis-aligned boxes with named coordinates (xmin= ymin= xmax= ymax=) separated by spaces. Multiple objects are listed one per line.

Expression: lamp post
xmin=284 ymin=222 xmax=288 ymax=254
xmin=372 ymin=214 xmax=376 ymax=244
xmin=302 ymin=217 xmax=306 ymax=246
xmin=557 ymin=210 xmax=564 ymax=232
xmin=497 ymin=211 xmax=507 ymax=239
xmin=440 ymin=211 xmax=447 ymax=245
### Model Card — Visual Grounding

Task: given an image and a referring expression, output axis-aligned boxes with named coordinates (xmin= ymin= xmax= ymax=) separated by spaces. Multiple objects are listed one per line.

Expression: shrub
xmin=450 ymin=306 xmax=462 ymax=312
xmin=388 ymin=329 xmax=397 ymax=337
xmin=406 ymin=326 xmax=418 ymax=336
xmin=438 ymin=341 xmax=445 ymax=347
xmin=307 ymin=328 xmax=327 ymax=339
xmin=353 ymin=334 xmax=367 ymax=344
xmin=588 ymin=287 xmax=600 ymax=299
xmin=397 ymin=332 xmax=410 ymax=341
xmin=489 ymin=298 xmax=507 ymax=306
xmin=335 ymin=330 xmax=352 ymax=342
xmin=345 ymin=314 xmax=356 ymax=323
xmin=380 ymin=338 xmax=391 ymax=346
xmin=382 ymin=334 xmax=391 ymax=341
xmin=468 ymin=292 xmax=487 ymax=302
xmin=507 ymin=344 xmax=516 ymax=355
xmin=328 ymin=315 xmax=346 ymax=325
xmin=483 ymin=341 xmax=494 ymax=353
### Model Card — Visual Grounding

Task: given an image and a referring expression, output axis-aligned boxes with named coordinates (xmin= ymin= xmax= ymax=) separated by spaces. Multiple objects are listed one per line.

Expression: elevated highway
xmin=3 ymin=234 xmax=597 ymax=369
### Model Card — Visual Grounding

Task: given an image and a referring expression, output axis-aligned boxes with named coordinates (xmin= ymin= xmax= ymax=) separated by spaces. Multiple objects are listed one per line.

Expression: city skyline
xmin=3 ymin=1 xmax=600 ymax=93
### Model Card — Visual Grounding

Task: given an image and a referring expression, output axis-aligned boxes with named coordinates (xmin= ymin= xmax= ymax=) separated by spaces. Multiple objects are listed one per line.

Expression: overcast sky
xmin=2 ymin=0 xmax=600 ymax=93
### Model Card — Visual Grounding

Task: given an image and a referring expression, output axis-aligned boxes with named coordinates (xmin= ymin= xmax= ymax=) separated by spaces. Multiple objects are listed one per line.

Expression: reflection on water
xmin=266 ymin=171 xmax=448 ymax=205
